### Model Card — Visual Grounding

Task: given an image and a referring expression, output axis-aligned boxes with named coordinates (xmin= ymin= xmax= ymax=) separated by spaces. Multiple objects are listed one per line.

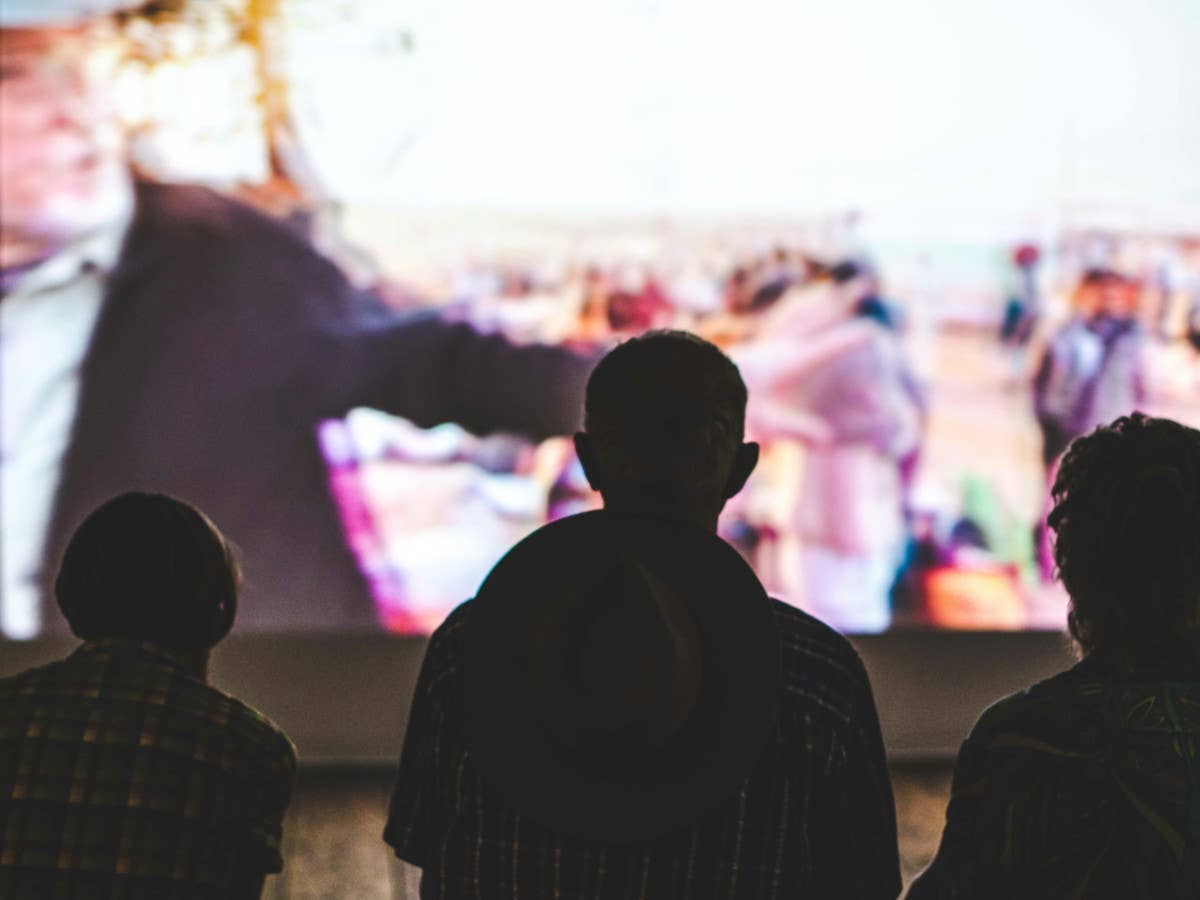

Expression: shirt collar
xmin=3 ymin=176 xmax=135 ymax=296
xmin=76 ymin=637 xmax=196 ymax=672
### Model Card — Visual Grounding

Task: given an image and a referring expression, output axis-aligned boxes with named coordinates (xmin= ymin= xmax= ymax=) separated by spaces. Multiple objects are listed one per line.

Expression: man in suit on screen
xmin=0 ymin=2 xmax=596 ymax=634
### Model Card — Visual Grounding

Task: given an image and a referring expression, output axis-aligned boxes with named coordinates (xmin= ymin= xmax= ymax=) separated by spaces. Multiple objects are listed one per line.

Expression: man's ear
xmin=722 ymin=442 xmax=760 ymax=500
xmin=573 ymin=432 xmax=603 ymax=492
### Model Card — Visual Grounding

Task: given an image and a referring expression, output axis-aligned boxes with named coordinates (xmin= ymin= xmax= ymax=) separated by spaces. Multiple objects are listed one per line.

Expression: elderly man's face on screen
xmin=0 ymin=23 xmax=127 ymax=266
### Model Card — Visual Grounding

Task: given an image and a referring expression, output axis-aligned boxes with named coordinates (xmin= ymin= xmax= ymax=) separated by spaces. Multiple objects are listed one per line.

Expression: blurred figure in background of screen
xmin=0 ymin=0 xmax=597 ymax=637
xmin=763 ymin=261 xmax=924 ymax=632
xmin=1032 ymin=268 xmax=1147 ymax=475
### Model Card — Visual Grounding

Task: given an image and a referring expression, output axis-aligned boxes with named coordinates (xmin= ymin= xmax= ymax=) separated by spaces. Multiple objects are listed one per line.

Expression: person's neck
xmin=83 ymin=638 xmax=211 ymax=681
xmin=601 ymin=496 xmax=719 ymax=533
xmin=0 ymin=236 xmax=59 ymax=273
xmin=1 ymin=169 xmax=136 ymax=275
xmin=171 ymin=648 xmax=211 ymax=682
xmin=1082 ymin=641 xmax=1200 ymax=680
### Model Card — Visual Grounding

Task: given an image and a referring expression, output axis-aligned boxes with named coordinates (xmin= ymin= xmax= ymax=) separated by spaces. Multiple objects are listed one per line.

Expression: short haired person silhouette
xmin=385 ymin=331 xmax=901 ymax=898
xmin=0 ymin=492 xmax=296 ymax=899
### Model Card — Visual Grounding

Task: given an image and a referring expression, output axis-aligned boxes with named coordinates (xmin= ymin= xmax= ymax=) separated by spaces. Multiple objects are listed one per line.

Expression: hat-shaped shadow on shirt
xmin=462 ymin=510 xmax=780 ymax=844
xmin=533 ymin=556 xmax=702 ymax=767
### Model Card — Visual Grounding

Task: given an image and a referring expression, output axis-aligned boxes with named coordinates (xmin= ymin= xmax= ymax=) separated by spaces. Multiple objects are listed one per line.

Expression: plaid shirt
xmin=385 ymin=599 xmax=901 ymax=899
xmin=909 ymin=657 xmax=1200 ymax=899
xmin=0 ymin=640 xmax=296 ymax=899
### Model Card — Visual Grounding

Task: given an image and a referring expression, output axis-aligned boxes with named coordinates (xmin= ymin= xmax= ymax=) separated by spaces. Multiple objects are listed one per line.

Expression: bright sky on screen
xmin=284 ymin=0 xmax=1200 ymax=235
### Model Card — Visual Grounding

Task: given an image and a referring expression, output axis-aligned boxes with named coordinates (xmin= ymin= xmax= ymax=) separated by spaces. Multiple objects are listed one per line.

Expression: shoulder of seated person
xmin=769 ymin=598 xmax=861 ymax=662
xmin=0 ymin=658 xmax=58 ymax=686
xmin=966 ymin=664 xmax=1102 ymax=746
xmin=199 ymin=681 xmax=297 ymax=769
xmin=427 ymin=600 xmax=472 ymax=651
xmin=410 ymin=602 xmax=473 ymax=681
xmin=0 ymin=655 xmax=104 ymax=696
xmin=769 ymin=598 xmax=873 ymax=716
xmin=0 ymin=658 xmax=295 ymax=768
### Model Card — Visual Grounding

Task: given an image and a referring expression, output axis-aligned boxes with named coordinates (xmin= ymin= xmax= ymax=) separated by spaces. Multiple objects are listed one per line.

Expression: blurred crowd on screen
xmin=17 ymin=0 xmax=1195 ymax=636
xmin=314 ymin=227 xmax=1200 ymax=634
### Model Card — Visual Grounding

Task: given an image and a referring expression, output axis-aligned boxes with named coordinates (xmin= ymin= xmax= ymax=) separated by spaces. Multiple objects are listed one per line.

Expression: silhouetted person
xmin=385 ymin=331 xmax=901 ymax=898
xmin=910 ymin=414 xmax=1200 ymax=899
xmin=0 ymin=493 xmax=296 ymax=899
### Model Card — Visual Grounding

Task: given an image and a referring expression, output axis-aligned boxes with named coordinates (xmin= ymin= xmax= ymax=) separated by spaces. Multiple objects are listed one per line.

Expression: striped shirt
xmin=0 ymin=640 xmax=296 ymax=899
xmin=385 ymin=598 xmax=901 ymax=899
xmin=909 ymin=657 xmax=1200 ymax=899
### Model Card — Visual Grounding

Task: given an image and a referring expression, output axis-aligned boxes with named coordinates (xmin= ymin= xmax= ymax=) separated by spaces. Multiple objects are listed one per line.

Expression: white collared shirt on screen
xmin=0 ymin=189 xmax=133 ymax=639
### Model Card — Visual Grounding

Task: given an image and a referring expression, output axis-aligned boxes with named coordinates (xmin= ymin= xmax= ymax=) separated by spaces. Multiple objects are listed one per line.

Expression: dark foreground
xmin=265 ymin=763 xmax=952 ymax=899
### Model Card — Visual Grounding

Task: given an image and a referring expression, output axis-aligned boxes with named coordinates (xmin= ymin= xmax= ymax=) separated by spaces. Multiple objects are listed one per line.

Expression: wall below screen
xmin=0 ymin=630 xmax=1076 ymax=763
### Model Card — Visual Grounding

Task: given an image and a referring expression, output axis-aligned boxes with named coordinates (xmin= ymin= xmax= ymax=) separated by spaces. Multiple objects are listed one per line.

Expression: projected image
xmin=2 ymin=0 xmax=1198 ymax=638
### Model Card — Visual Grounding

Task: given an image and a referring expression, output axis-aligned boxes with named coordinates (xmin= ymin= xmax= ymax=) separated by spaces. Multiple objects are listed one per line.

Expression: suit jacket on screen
xmin=39 ymin=181 xmax=593 ymax=631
